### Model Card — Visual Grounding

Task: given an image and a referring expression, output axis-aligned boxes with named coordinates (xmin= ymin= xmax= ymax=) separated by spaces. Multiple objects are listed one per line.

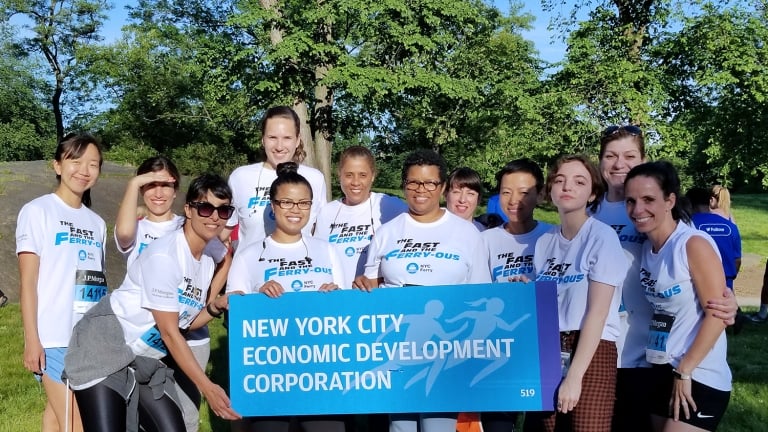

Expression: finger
xmin=681 ymin=398 xmax=690 ymax=420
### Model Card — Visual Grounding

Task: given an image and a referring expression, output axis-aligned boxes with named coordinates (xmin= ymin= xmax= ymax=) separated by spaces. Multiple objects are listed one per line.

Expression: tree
xmin=1 ymin=0 xmax=108 ymax=140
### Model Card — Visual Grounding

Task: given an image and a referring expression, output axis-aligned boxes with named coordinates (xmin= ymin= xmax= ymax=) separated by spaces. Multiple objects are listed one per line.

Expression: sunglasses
xmin=601 ymin=125 xmax=643 ymax=138
xmin=188 ymin=201 xmax=235 ymax=219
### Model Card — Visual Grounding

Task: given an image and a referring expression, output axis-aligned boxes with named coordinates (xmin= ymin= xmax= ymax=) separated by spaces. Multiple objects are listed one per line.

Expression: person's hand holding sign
xmin=352 ymin=275 xmax=381 ymax=292
xmin=259 ymin=280 xmax=285 ymax=298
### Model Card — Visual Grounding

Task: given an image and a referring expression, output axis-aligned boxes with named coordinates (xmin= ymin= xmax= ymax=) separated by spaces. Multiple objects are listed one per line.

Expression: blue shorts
xmin=35 ymin=347 xmax=67 ymax=384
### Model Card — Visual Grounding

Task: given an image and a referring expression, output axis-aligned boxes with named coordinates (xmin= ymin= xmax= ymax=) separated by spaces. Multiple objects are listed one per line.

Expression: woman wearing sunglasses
xmin=353 ymin=149 xmax=490 ymax=432
xmin=594 ymin=126 xmax=737 ymax=431
xmin=227 ymin=162 xmax=346 ymax=432
xmin=64 ymin=174 xmax=241 ymax=432
xmin=225 ymin=106 xmax=327 ymax=251
xmin=114 ymin=156 xmax=231 ymax=432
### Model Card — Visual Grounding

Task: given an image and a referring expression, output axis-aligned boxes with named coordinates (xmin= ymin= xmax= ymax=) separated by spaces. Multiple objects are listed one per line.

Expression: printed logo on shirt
xmin=54 ymin=220 xmax=102 ymax=248
xmin=640 ymin=267 xmax=682 ymax=299
xmin=535 ymin=258 xmax=585 ymax=284
xmin=383 ymin=238 xmax=460 ymax=261
xmin=137 ymin=233 xmax=161 ymax=255
xmin=344 ymin=247 xmax=356 ymax=257
xmin=78 ymin=249 xmax=87 ymax=261
xmin=178 ymin=276 xmax=204 ymax=308
xmin=291 ymin=280 xmax=304 ymax=291
xmin=406 ymin=262 xmax=419 ymax=274
xmin=609 ymin=224 xmax=647 ymax=244
xmin=247 ymin=186 xmax=271 ymax=210
xmin=263 ymin=257 xmax=332 ymax=280
xmin=701 ymin=223 xmax=731 ymax=237
xmin=328 ymin=223 xmax=373 ymax=244
xmin=492 ymin=252 xmax=534 ymax=280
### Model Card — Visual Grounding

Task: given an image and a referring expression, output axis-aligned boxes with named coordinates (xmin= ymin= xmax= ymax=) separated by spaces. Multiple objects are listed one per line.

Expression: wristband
xmin=206 ymin=302 xmax=223 ymax=318
xmin=672 ymin=368 xmax=691 ymax=380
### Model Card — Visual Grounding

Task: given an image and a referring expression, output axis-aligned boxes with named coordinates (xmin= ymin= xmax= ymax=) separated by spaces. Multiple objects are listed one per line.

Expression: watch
xmin=672 ymin=368 xmax=691 ymax=380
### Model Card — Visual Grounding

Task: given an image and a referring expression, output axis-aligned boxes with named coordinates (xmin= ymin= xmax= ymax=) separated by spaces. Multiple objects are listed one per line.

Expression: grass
xmin=1 ymin=193 xmax=766 ymax=430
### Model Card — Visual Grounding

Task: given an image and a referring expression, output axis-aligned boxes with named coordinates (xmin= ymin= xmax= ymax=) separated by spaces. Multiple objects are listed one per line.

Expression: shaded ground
xmin=0 ymin=160 xmax=765 ymax=303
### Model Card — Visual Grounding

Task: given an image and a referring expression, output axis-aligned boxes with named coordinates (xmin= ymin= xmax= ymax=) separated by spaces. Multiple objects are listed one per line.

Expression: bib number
xmin=73 ymin=270 xmax=107 ymax=314
xmin=129 ymin=326 xmax=168 ymax=358
xmin=646 ymin=313 xmax=675 ymax=364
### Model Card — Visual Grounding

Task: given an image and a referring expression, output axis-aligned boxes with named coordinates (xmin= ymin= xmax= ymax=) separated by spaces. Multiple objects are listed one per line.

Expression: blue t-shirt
xmin=486 ymin=194 xmax=509 ymax=223
xmin=691 ymin=212 xmax=741 ymax=286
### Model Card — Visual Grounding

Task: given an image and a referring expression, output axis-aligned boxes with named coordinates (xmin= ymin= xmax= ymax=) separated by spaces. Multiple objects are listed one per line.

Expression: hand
xmin=352 ymin=275 xmax=378 ymax=292
xmin=706 ymin=288 xmax=737 ymax=326
xmin=507 ymin=275 xmax=530 ymax=283
xmin=319 ymin=283 xmax=339 ymax=292
xmin=670 ymin=376 xmax=697 ymax=421
xmin=556 ymin=375 xmax=582 ymax=413
xmin=131 ymin=171 xmax=176 ymax=190
xmin=23 ymin=340 xmax=45 ymax=374
xmin=201 ymin=381 xmax=241 ymax=421
xmin=213 ymin=292 xmax=243 ymax=311
xmin=259 ymin=280 xmax=284 ymax=298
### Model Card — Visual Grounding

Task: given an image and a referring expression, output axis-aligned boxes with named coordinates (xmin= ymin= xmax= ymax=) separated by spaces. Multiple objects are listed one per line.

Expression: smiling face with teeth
xmin=271 ymin=182 xmax=312 ymax=241
xmin=624 ymin=174 xmax=676 ymax=238
xmin=599 ymin=136 xmax=645 ymax=202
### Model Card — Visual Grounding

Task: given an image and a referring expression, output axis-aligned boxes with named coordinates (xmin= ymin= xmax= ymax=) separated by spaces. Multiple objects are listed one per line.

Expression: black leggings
xmin=75 ymin=381 xmax=185 ymax=432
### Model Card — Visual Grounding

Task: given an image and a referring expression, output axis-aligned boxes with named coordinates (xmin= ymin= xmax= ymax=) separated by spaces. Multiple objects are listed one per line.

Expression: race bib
xmin=73 ymin=270 xmax=107 ymax=314
xmin=646 ymin=313 xmax=675 ymax=364
xmin=128 ymin=326 xmax=168 ymax=359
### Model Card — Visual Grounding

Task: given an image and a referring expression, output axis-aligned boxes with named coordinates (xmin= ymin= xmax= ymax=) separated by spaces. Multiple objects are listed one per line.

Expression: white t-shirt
xmin=227 ymin=162 xmax=327 ymax=249
xmin=16 ymin=193 xmax=107 ymax=348
xmin=483 ymin=222 xmax=552 ymax=283
xmin=227 ymin=236 xmax=345 ymax=293
xmin=534 ymin=217 xmax=627 ymax=341
xmin=110 ymin=230 xmax=216 ymax=359
xmin=115 ymin=215 xmax=185 ymax=268
xmin=312 ymin=192 xmax=407 ymax=284
xmin=640 ymin=222 xmax=731 ymax=391
xmin=593 ymin=198 xmax=651 ymax=368
xmin=364 ymin=211 xmax=491 ymax=286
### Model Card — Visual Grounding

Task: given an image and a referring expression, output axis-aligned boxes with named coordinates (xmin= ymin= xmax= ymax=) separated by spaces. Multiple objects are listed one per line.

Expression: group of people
xmin=17 ymin=108 xmax=740 ymax=432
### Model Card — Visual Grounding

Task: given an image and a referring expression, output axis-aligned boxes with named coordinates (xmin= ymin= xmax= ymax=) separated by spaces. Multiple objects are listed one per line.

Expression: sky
xmin=101 ymin=0 xmax=571 ymax=64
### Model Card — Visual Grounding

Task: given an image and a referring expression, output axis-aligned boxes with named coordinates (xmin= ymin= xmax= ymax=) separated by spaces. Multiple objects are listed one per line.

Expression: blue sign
xmin=228 ymin=282 xmax=560 ymax=416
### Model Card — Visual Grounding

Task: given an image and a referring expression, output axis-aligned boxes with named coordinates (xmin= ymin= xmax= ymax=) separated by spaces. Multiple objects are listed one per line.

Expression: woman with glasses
xmin=624 ymin=162 xmax=731 ymax=432
xmin=114 ymin=156 xmax=230 ymax=432
xmin=353 ymin=149 xmax=490 ymax=432
xmin=524 ymin=155 xmax=627 ymax=432
xmin=225 ymin=106 xmax=327 ymax=251
xmin=594 ymin=125 xmax=737 ymax=431
xmin=226 ymin=162 xmax=346 ymax=432
xmin=18 ymin=133 xmax=106 ymax=432
xmin=313 ymin=146 xmax=407 ymax=286
xmin=64 ymin=174 xmax=241 ymax=432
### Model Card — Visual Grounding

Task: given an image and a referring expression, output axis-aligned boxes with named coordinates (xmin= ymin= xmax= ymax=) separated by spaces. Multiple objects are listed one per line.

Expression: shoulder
xmin=229 ymin=163 xmax=261 ymax=181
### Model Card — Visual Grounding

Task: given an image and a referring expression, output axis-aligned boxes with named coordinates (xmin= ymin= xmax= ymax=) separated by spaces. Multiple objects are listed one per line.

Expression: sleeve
xmin=226 ymin=173 xmax=240 ymax=228
xmin=139 ymin=253 xmax=183 ymax=312
xmin=203 ymin=237 xmax=229 ymax=264
xmin=587 ymin=224 xmax=628 ymax=287
xmin=467 ymin=232 xmax=492 ymax=284
xmin=16 ymin=203 xmax=45 ymax=255
xmin=363 ymin=229 xmax=384 ymax=279
xmin=328 ymin=243 xmax=348 ymax=289
xmin=226 ymin=248 xmax=258 ymax=294
xmin=113 ymin=222 xmax=136 ymax=256
xmin=733 ymin=223 xmax=742 ymax=258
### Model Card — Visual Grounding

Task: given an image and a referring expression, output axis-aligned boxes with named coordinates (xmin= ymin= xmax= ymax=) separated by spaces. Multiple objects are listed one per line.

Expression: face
xmin=262 ymin=117 xmax=300 ymax=169
xmin=184 ymin=191 xmax=231 ymax=242
xmin=499 ymin=172 xmax=539 ymax=225
xmin=550 ymin=161 xmax=596 ymax=214
xmin=272 ymin=183 xmax=312 ymax=236
xmin=340 ymin=156 xmax=375 ymax=206
xmin=624 ymin=175 xmax=675 ymax=234
xmin=141 ymin=169 xmax=177 ymax=217
xmin=445 ymin=186 xmax=479 ymax=221
xmin=600 ymin=137 xmax=644 ymax=194
xmin=404 ymin=165 xmax=445 ymax=221
xmin=54 ymin=143 xmax=101 ymax=197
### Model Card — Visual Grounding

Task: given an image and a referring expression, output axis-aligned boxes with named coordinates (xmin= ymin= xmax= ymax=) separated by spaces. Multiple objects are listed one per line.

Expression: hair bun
xmin=276 ymin=162 xmax=299 ymax=176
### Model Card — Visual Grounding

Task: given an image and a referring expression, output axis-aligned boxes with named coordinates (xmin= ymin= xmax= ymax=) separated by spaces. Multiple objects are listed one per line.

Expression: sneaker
xmin=0 ymin=295 xmax=7 ymax=308
xmin=748 ymin=313 xmax=768 ymax=323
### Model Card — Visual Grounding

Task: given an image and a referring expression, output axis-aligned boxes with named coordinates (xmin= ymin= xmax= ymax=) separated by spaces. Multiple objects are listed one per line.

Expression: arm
xmin=115 ymin=172 xmax=175 ymax=250
xmin=19 ymin=252 xmax=44 ymax=374
xmin=207 ymin=248 xmax=232 ymax=301
xmin=153 ymin=309 xmax=240 ymax=420
xmin=558 ymin=280 xmax=614 ymax=413
xmin=671 ymin=236 xmax=729 ymax=421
